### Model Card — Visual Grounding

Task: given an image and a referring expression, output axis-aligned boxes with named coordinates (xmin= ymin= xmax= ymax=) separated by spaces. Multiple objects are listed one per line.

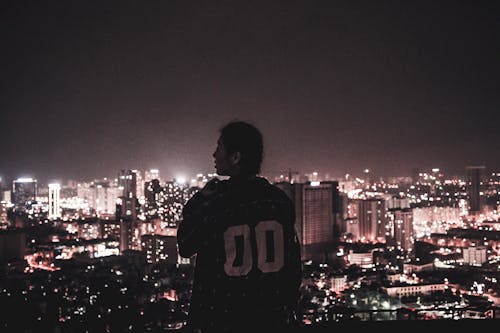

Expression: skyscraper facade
xmin=117 ymin=169 xmax=141 ymax=252
xmin=356 ymin=198 xmax=387 ymax=243
xmin=466 ymin=165 xmax=485 ymax=216
xmin=12 ymin=178 xmax=37 ymax=206
xmin=276 ymin=181 xmax=340 ymax=261
xmin=387 ymin=208 xmax=414 ymax=254
xmin=117 ymin=169 xmax=140 ymax=221
xmin=48 ymin=183 xmax=61 ymax=220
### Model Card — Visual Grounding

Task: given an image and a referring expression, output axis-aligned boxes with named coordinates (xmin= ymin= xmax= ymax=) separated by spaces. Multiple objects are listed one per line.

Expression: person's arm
xmin=177 ymin=178 xmax=221 ymax=258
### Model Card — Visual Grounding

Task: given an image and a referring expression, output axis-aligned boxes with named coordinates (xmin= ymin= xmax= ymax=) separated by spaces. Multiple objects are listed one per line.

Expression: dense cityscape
xmin=0 ymin=165 xmax=499 ymax=332
xmin=2 ymin=0 xmax=499 ymax=332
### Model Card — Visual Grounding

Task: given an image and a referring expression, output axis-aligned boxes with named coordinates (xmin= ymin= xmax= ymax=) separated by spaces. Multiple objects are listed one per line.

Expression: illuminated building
xmin=117 ymin=169 xmax=141 ymax=252
xmin=118 ymin=169 xmax=138 ymax=199
xmin=119 ymin=219 xmax=142 ymax=252
xmin=12 ymin=177 xmax=37 ymax=205
xmin=141 ymin=234 xmax=178 ymax=264
xmin=0 ymin=202 xmax=8 ymax=229
xmin=161 ymin=181 xmax=189 ymax=228
xmin=78 ymin=219 xmax=102 ymax=240
xmin=466 ymin=165 xmax=485 ymax=216
xmin=134 ymin=169 xmax=144 ymax=201
xmin=117 ymin=169 xmax=140 ymax=220
xmin=330 ymin=275 xmax=348 ymax=293
xmin=356 ymin=198 xmax=387 ymax=243
xmin=102 ymin=220 xmax=121 ymax=239
xmin=94 ymin=182 xmax=121 ymax=216
xmin=144 ymin=179 xmax=162 ymax=219
xmin=276 ymin=181 xmax=340 ymax=261
xmin=463 ymin=246 xmax=487 ymax=266
xmin=144 ymin=180 xmax=191 ymax=228
xmin=347 ymin=249 xmax=373 ymax=268
xmin=50 ymin=238 xmax=120 ymax=260
xmin=382 ymin=282 xmax=447 ymax=298
xmin=412 ymin=206 xmax=462 ymax=236
xmin=402 ymin=261 xmax=434 ymax=274
xmin=77 ymin=180 xmax=122 ymax=216
xmin=144 ymin=168 xmax=160 ymax=183
xmin=48 ymin=183 xmax=61 ymax=219
xmin=344 ymin=218 xmax=359 ymax=242
xmin=387 ymin=208 xmax=414 ymax=256
xmin=2 ymin=190 xmax=11 ymax=203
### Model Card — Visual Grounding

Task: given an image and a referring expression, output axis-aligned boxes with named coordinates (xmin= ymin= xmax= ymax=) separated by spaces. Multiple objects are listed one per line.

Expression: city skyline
xmin=2 ymin=164 xmax=496 ymax=191
xmin=1 ymin=1 xmax=499 ymax=183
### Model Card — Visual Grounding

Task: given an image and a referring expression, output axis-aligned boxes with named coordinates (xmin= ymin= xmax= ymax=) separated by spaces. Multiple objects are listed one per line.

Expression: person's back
xmin=180 ymin=176 xmax=301 ymax=333
xmin=177 ymin=120 xmax=302 ymax=333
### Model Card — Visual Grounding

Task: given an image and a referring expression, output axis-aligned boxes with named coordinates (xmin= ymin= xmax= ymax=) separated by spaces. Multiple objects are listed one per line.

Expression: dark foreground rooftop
xmin=299 ymin=319 xmax=499 ymax=332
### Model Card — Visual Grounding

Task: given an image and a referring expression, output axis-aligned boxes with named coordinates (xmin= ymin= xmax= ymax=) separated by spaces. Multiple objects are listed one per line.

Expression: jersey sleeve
xmin=177 ymin=191 xmax=222 ymax=258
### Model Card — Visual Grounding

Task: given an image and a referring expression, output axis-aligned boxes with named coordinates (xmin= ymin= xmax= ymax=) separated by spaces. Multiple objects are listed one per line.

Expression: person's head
xmin=213 ymin=121 xmax=263 ymax=177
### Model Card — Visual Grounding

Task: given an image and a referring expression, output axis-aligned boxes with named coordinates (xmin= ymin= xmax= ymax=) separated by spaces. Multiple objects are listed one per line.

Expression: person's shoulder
xmin=256 ymin=177 xmax=291 ymax=202
xmin=253 ymin=176 xmax=276 ymax=191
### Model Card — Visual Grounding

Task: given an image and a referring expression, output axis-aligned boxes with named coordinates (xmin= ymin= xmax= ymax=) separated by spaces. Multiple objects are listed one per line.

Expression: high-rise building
xmin=117 ymin=169 xmax=140 ymax=221
xmin=141 ymin=234 xmax=178 ymax=264
xmin=78 ymin=219 xmax=102 ymax=240
xmin=0 ymin=202 xmax=8 ymax=229
xmin=144 ymin=168 xmax=160 ymax=183
xmin=387 ymin=208 xmax=414 ymax=255
xmin=133 ymin=169 xmax=144 ymax=202
xmin=117 ymin=169 xmax=141 ymax=253
xmin=1 ymin=190 xmax=11 ymax=203
xmin=322 ymin=180 xmax=342 ymax=238
xmin=119 ymin=219 xmax=142 ymax=252
xmin=95 ymin=182 xmax=122 ymax=216
xmin=276 ymin=181 xmax=340 ymax=261
xmin=356 ymin=198 xmax=386 ymax=243
xmin=12 ymin=177 xmax=37 ymax=205
xmin=118 ymin=169 xmax=138 ymax=199
xmin=466 ymin=166 xmax=486 ymax=216
xmin=77 ymin=180 xmax=122 ymax=216
xmin=144 ymin=179 xmax=162 ymax=219
xmin=344 ymin=218 xmax=359 ymax=242
xmin=48 ymin=183 xmax=61 ymax=220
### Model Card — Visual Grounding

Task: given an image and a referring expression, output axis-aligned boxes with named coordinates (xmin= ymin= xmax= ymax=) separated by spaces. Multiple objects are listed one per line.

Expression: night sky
xmin=1 ymin=1 xmax=499 ymax=184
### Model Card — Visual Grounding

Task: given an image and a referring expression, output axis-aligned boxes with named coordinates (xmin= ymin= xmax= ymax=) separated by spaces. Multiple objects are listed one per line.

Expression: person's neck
xmin=229 ymin=174 xmax=257 ymax=182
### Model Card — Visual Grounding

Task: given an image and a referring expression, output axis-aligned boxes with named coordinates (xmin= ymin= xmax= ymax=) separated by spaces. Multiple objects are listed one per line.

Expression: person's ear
xmin=230 ymin=151 xmax=241 ymax=165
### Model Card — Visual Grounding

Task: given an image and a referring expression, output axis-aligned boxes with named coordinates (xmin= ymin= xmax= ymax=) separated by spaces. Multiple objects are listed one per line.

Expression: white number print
xmin=223 ymin=220 xmax=284 ymax=277
xmin=223 ymin=224 xmax=252 ymax=276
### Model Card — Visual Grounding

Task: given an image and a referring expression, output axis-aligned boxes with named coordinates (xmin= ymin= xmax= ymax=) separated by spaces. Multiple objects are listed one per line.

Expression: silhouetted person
xmin=178 ymin=120 xmax=302 ymax=333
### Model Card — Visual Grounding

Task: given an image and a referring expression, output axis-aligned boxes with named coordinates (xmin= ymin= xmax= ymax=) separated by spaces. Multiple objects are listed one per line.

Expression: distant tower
xmin=12 ymin=178 xmax=37 ymax=205
xmin=466 ymin=166 xmax=485 ymax=216
xmin=118 ymin=169 xmax=138 ymax=200
xmin=387 ymin=208 xmax=414 ymax=255
xmin=117 ymin=169 xmax=141 ymax=252
xmin=48 ymin=183 xmax=61 ymax=219
xmin=133 ymin=169 xmax=144 ymax=201
xmin=357 ymin=198 xmax=386 ymax=243
xmin=363 ymin=169 xmax=371 ymax=189
xmin=144 ymin=179 xmax=162 ymax=219
xmin=144 ymin=169 xmax=160 ymax=183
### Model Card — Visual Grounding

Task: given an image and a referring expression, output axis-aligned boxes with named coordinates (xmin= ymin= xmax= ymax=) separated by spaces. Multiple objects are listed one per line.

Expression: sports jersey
xmin=178 ymin=176 xmax=302 ymax=333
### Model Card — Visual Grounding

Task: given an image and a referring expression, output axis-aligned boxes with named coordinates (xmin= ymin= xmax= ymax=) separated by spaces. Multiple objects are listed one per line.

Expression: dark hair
xmin=219 ymin=121 xmax=263 ymax=176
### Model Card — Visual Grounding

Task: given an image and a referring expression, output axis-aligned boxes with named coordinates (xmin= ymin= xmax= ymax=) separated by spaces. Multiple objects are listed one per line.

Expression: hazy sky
xmin=1 ymin=1 xmax=499 ymax=184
